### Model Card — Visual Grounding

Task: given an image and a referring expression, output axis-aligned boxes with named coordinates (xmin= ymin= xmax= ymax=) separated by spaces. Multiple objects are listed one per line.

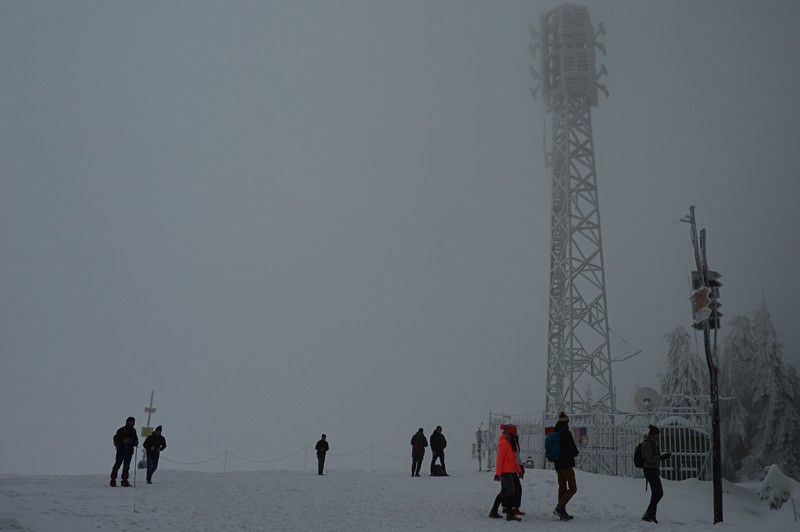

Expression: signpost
xmin=680 ymin=206 xmax=723 ymax=524
xmin=137 ymin=391 xmax=157 ymax=469
xmin=690 ymin=286 xmax=711 ymax=324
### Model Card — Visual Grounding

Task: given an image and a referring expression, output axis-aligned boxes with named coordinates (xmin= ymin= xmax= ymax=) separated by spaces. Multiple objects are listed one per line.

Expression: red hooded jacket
xmin=495 ymin=432 xmax=521 ymax=475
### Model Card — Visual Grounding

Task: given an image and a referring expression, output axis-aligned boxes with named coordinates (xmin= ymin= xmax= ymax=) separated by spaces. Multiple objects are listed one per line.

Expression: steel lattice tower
xmin=530 ymin=5 xmax=613 ymax=415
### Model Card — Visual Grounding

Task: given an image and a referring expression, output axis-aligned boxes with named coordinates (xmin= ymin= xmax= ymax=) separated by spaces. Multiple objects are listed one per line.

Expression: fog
xmin=1 ymin=0 xmax=798 ymax=475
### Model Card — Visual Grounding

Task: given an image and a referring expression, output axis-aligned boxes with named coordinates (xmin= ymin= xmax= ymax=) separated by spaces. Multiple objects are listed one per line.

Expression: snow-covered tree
xmin=660 ymin=326 xmax=709 ymax=412
xmin=719 ymin=315 xmax=755 ymax=480
xmin=739 ymin=300 xmax=800 ymax=479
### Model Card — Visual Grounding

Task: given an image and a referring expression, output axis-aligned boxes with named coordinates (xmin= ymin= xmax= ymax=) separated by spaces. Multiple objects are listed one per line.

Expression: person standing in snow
xmin=142 ymin=425 xmax=167 ymax=484
xmin=429 ymin=425 xmax=448 ymax=476
xmin=110 ymin=416 xmax=138 ymax=487
xmin=315 ymin=434 xmax=329 ymax=475
xmin=489 ymin=423 xmax=522 ymax=521
xmin=410 ymin=428 xmax=428 ymax=477
xmin=641 ymin=424 xmax=671 ymax=523
xmin=552 ymin=412 xmax=579 ymax=520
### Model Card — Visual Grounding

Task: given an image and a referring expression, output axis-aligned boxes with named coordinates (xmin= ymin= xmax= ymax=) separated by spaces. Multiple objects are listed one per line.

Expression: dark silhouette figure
xmin=641 ymin=424 xmax=671 ymax=523
xmin=410 ymin=428 xmax=428 ymax=477
xmin=142 ymin=425 xmax=167 ymax=484
xmin=315 ymin=434 xmax=329 ymax=475
xmin=429 ymin=425 xmax=448 ymax=476
xmin=110 ymin=417 xmax=139 ymax=487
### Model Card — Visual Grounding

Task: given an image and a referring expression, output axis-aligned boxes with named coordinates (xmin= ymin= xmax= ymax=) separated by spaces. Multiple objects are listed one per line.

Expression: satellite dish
xmin=634 ymin=387 xmax=661 ymax=413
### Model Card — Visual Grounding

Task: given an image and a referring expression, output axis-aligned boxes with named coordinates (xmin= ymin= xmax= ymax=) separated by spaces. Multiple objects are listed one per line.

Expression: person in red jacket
xmin=488 ymin=424 xmax=522 ymax=521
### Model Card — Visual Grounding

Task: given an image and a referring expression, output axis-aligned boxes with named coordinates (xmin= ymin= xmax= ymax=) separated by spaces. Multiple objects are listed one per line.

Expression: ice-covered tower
xmin=530 ymin=5 xmax=613 ymax=415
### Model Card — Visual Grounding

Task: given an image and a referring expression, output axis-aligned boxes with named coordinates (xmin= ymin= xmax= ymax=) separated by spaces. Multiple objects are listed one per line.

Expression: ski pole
xmin=133 ymin=447 xmax=137 ymax=487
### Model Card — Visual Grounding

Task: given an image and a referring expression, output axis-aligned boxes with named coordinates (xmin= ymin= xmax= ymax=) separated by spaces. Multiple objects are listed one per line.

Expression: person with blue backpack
xmin=546 ymin=412 xmax=579 ymax=520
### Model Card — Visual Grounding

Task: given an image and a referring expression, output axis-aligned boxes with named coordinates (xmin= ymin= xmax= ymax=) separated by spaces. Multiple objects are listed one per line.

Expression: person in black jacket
xmin=110 ymin=416 xmax=139 ymax=487
xmin=410 ymin=428 xmax=428 ymax=477
xmin=552 ymin=412 xmax=579 ymax=520
xmin=641 ymin=424 xmax=671 ymax=523
xmin=429 ymin=425 xmax=448 ymax=476
xmin=142 ymin=425 xmax=167 ymax=484
xmin=315 ymin=434 xmax=329 ymax=475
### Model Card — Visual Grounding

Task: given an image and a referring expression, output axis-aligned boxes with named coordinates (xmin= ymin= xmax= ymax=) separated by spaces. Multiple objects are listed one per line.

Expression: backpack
xmin=633 ymin=442 xmax=644 ymax=468
xmin=432 ymin=464 xmax=444 ymax=476
xmin=545 ymin=431 xmax=561 ymax=462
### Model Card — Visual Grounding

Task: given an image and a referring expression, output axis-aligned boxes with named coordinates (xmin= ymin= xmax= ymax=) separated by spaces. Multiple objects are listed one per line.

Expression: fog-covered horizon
xmin=2 ymin=0 xmax=799 ymax=475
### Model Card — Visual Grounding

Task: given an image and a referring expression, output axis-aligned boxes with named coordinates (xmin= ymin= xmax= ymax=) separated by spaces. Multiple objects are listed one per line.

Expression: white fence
xmin=479 ymin=409 xmax=711 ymax=480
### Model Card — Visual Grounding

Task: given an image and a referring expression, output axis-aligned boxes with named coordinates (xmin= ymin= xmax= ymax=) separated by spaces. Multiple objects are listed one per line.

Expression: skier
xmin=315 ymin=434 xmax=329 ymax=475
xmin=552 ymin=412 xmax=579 ymax=520
xmin=488 ymin=423 xmax=522 ymax=521
xmin=641 ymin=424 xmax=671 ymax=523
xmin=410 ymin=428 xmax=428 ymax=477
xmin=142 ymin=425 xmax=167 ymax=484
xmin=429 ymin=425 xmax=448 ymax=476
xmin=110 ymin=416 xmax=139 ymax=487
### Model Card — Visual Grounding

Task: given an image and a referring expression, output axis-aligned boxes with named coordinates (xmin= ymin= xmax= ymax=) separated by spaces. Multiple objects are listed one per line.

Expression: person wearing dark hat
xmin=429 ymin=425 xmax=448 ymax=476
xmin=410 ymin=428 xmax=428 ymax=477
xmin=641 ymin=424 xmax=671 ymax=523
xmin=488 ymin=423 xmax=522 ymax=521
xmin=552 ymin=412 xmax=579 ymax=520
xmin=110 ymin=416 xmax=139 ymax=487
xmin=142 ymin=425 xmax=167 ymax=484
xmin=315 ymin=434 xmax=329 ymax=475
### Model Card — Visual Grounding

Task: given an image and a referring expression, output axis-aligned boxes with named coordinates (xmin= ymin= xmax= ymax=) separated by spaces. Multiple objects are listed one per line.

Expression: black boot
xmin=504 ymin=507 xmax=521 ymax=521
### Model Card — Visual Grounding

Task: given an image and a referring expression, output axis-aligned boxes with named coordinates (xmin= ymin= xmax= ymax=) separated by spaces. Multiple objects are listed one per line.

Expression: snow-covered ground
xmin=0 ymin=467 xmax=796 ymax=531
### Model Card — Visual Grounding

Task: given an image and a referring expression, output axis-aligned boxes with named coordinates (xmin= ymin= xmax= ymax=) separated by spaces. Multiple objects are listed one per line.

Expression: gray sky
xmin=2 ymin=1 xmax=798 ymax=475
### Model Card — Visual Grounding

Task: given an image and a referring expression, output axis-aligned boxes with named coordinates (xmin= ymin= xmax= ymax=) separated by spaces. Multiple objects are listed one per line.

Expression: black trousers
xmin=317 ymin=453 xmax=326 ymax=475
xmin=512 ymin=472 xmax=522 ymax=507
xmin=430 ymin=449 xmax=446 ymax=473
xmin=491 ymin=473 xmax=517 ymax=512
xmin=412 ymin=454 xmax=424 ymax=475
xmin=146 ymin=452 xmax=160 ymax=481
xmin=644 ymin=469 xmax=664 ymax=518
xmin=111 ymin=445 xmax=134 ymax=480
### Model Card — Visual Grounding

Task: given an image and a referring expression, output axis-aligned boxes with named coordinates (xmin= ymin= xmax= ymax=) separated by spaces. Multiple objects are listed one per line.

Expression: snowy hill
xmin=0 ymin=468 xmax=796 ymax=531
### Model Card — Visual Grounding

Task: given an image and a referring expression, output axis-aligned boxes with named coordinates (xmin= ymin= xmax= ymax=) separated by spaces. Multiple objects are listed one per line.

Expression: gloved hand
xmin=661 ymin=452 xmax=672 ymax=460
xmin=494 ymin=475 xmax=500 ymax=482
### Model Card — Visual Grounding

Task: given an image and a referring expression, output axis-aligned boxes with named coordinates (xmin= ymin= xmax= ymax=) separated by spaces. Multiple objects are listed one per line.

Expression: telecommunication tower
xmin=529 ymin=5 xmax=613 ymax=415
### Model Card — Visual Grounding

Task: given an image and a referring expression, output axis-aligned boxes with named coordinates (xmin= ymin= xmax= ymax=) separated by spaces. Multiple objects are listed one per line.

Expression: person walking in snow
xmin=110 ymin=416 xmax=139 ymax=487
xmin=509 ymin=430 xmax=525 ymax=516
xmin=641 ymin=424 xmax=671 ymax=523
xmin=552 ymin=412 xmax=579 ymax=520
xmin=142 ymin=425 xmax=167 ymax=484
xmin=429 ymin=425 xmax=448 ymax=476
xmin=315 ymin=434 xmax=329 ymax=475
xmin=410 ymin=428 xmax=428 ymax=477
xmin=489 ymin=423 xmax=522 ymax=521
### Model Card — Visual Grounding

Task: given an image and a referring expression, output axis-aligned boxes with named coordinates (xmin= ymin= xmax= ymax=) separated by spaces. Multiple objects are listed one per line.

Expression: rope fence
xmin=160 ymin=444 xmax=475 ymax=473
